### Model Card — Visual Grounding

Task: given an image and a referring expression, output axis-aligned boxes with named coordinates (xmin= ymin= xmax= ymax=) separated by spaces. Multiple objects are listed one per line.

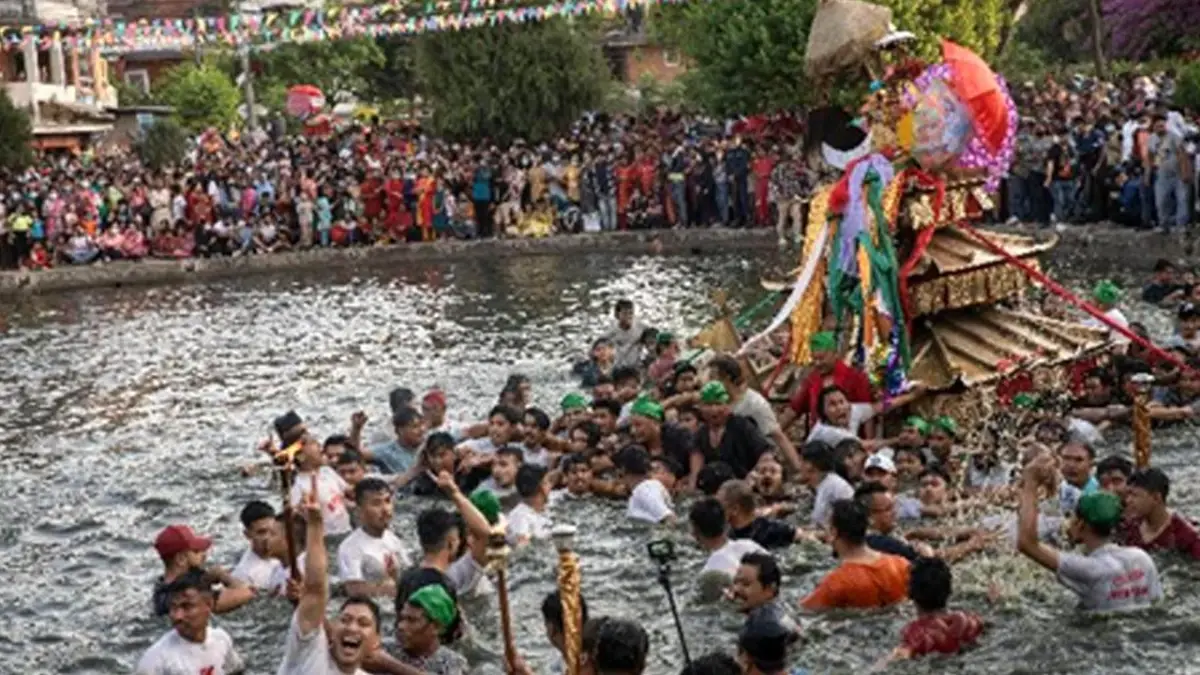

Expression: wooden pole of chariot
xmin=274 ymin=440 xmax=306 ymax=580
xmin=1130 ymin=373 xmax=1154 ymax=469
xmin=553 ymin=525 xmax=584 ymax=675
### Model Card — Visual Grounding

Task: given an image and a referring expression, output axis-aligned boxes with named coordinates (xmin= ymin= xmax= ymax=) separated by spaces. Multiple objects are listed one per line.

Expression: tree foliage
xmin=656 ymin=0 xmax=1013 ymax=117
xmin=1102 ymin=0 xmax=1200 ymax=59
xmin=1012 ymin=0 xmax=1092 ymax=63
xmin=253 ymin=38 xmax=386 ymax=102
xmin=1177 ymin=62 xmax=1200 ymax=114
xmin=653 ymin=0 xmax=815 ymax=117
xmin=135 ymin=117 xmax=189 ymax=170
xmin=0 ymin=88 xmax=33 ymax=171
xmin=411 ymin=18 xmax=609 ymax=142
xmin=157 ymin=63 xmax=242 ymax=133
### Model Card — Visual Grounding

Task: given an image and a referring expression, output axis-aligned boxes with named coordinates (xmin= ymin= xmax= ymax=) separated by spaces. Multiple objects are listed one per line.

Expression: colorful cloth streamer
xmin=738 ymin=218 xmax=832 ymax=356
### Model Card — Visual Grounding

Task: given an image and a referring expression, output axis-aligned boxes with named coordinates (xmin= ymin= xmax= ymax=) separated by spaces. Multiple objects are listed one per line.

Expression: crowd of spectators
xmin=1 ymin=70 xmax=1197 ymax=272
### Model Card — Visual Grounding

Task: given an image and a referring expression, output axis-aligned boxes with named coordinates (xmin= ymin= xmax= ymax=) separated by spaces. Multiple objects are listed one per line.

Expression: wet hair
xmin=1153 ymin=258 xmax=1174 ymax=273
xmin=1096 ymin=455 xmax=1134 ymax=479
xmin=570 ymin=421 xmax=602 ymax=448
xmin=593 ymin=373 xmax=614 ymax=388
xmin=1085 ymin=367 xmax=1115 ymax=389
xmin=815 ymin=386 xmax=849 ymax=423
xmin=1129 ymin=467 xmax=1170 ymax=500
xmin=592 ymin=617 xmax=649 ymax=674
xmin=561 ymin=452 xmax=591 ymax=473
xmin=737 ymin=619 xmax=789 ymax=673
xmin=680 ymin=653 xmax=742 ymax=675
xmin=541 ymin=590 xmax=590 ymax=636
xmin=336 ymin=448 xmax=365 ymax=467
xmin=895 ymin=446 xmax=928 ymax=467
xmin=489 ymin=405 xmax=523 ymax=425
xmin=801 ymin=440 xmax=838 ymax=473
xmin=830 ymin=498 xmax=868 ymax=545
xmin=697 ymin=461 xmax=736 ymax=495
xmin=240 ymin=500 xmax=276 ymax=529
xmin=676 ymin=403 xmax=701 ymax=421
xmin=908 ymin=556 xmax=953 ymax=612
xmin=524 ymin=406 xmax=551 ymax=431
xmin=708 ymin=354 xmax=745 ymax=385
xmin=393 ymin=406 xmax=423 ymax=428
xmin=592 ymin=399 xmax=623 ymax=418
xmin=614 ymin=298 xmax=635 ymax=315
xmin=515 ymin=464 xmax=548 ymax=499
xmin=1060 ymin=439 xmax=1096 ymax=460
xmin=354 ymin=477 xmax=391 ymax=504
xmin=739 ymin=551 xmax=781 ymax=591
xmin=688 ymin=498 xmax=727 ymax=539
xmin=639 ymin=327 xmax=659 ymax=344
xmin=324 ymin=433 xmax=353 ymax=451
xmin=651 ymin=454 xmax=683 ymax=479
xmin=341 ymin=596 xmax=381 ymax=631
xmin=833 ymin=438 xmax=865 ymax=482
xmin=615 ymin=445 xmax=652 ymax=477
xmin=389 ymin=387 xmax=416 ymax=414
xmin=424 ymin=431 xmax=456 ymax=457
xmin=162 ymin=567 xmax=215 ymax=602
xmin=612 ymin=366 xmax=642 ymax=387
xmin=494 ymin=441 xmax=523 ymax=461
xmin=854 ymin=480 xmax=889 ymax=503
xmin=918 ymin=467 xmax=951 ymax=485
xmin=500 ymin=374 xmax=530 ymax=400
xmin=416 ymin=508 xmax=461 ymax=552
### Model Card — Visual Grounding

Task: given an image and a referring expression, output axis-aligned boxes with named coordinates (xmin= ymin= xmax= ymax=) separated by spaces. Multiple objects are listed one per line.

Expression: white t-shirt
xmin=806 ymin=403 xmax=875 ymax=446
xmin=135 ymin=627 xmax=244 ymax=675
xmin=1057 ymin=543 xmax=1163 ymax=612
xmin=337 ymin=527 xmax=411 ymax=583
xmin=506 ymin=502 xmax=553 ymax=544
xmin=1082 ymin=308 xmax=1129 ymax=345
xmin=811 ymin=472 xmax=855 ymax=527
xmin=628 ymin=479 xmax=674 ymax=523
xmin=289 ymin=466 xmax=352 ymax=536
xmin=276 ymin=611 xmax=368 ymax=675
xmin=231 ymin=548 xmax=285 ymax=594
xmin=733 ymin=389 xmax=781 ymax=436
xmin=523 ymin=445 xmax=553 ymax=468
xmin=701 ymin=538 xmax=767 ymax=577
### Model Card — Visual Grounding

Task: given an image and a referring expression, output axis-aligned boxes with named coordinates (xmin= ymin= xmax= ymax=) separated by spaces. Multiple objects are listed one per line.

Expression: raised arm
xmin=435 ymin=471 xmax=492 ymax=564
xmin=297 ymin=473 xmax=329 ymax=636
xmin=1016 ymin=454 xmax=1060 ymax=572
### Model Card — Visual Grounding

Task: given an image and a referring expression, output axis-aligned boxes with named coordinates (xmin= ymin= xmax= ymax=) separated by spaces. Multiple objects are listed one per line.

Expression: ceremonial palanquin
xmin=758 ymin=0 xmax=1113 ymax=423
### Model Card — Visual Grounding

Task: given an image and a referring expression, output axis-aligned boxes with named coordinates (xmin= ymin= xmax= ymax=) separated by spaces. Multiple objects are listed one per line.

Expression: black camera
xmin=647 ymin=539 xmax=677 ymax=566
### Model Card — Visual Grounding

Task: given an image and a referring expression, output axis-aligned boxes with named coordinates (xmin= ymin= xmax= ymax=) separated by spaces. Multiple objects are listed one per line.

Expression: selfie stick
xmin=655 ymin=558 xmax=692 ymax=669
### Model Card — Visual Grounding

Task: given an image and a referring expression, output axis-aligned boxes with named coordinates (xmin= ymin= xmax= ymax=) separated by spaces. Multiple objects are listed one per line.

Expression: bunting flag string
xmin=0 ymin=0 xmax=681 ymax=53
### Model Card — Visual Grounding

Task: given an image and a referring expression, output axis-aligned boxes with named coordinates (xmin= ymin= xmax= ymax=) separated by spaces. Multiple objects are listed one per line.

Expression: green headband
xmin=1012 ymin=393 xmax=1040 ymax=410
xmin=904 ymin=416 xmax=930 ymax=435
xmin=700 ymin=381 xmax=731 ymax=404
xmin=469 ymin=489 xmax=501 ymax=525
xmin=1076 ymin=492 xmax=1123 ymax=529
xmin=656 ymin=331 xmax=676 ymax=346
xmin=1093 ymin=280 xmax=1121 ymax=306
xmin=630 ymin=396 xmax=665 ymax=422
xmin=932 ymin=416 xmax=957 ymax=436
xmin=809 ymin=331 xmax=837 ymax=353
xmin=560 ymin=392 xmax=589 ymax=412
xmin=408 ymin=584 xmax=458 ymax=628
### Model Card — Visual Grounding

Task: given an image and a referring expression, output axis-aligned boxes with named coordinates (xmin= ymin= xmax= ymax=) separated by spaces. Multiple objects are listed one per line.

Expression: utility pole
xmin=239 ymin=42 xmax=258 ymax=131
xmin=1087 ymin=0 xmax=1108 ymax=79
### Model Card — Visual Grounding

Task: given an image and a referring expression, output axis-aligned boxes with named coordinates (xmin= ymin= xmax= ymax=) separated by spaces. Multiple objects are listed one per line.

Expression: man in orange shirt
xmin=801 ymin=499 xmax=910 ymax=612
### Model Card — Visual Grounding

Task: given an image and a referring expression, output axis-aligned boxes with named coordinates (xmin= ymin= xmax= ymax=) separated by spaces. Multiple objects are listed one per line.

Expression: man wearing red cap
xmin=152 ymin=524 xmax=255 ymax=617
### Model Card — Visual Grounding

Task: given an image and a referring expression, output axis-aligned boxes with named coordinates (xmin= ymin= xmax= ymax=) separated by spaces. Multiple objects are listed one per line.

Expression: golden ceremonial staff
xmin=486 ymin=525 xmax=518 ymax=674
xmin=1130 ymin=373 xmax=1154 ymax=469
xmin=273 ymin=439 xmax=305 ymax=580
xmin=552 ymin=525 xmax=583 ymax=675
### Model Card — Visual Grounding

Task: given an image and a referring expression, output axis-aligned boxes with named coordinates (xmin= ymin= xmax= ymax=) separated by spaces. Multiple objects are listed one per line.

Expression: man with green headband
xmin=779 ymin=331 xmax=875 ymax=436
xmin=708 ymin=354 xmax=802 ymax=474
xmin=926 ymin=416 xmax=958 ymax=470
xmin=557 ymin=392 xmax=591 ymax=434
xmin=694 ymin=381 xmax=771 ymax=483
xmin=394 ymin=584 xmax=467 ymax=674
xmin=1081 ymin=279 xmax=1130 ymax=346
xmin=1017 ymin=453 xmax=1162 ymax=612
xmin=627 ymin=395 xmax=695 ymax=483
xmin=896 ymin=416 xmax=930 ymax=452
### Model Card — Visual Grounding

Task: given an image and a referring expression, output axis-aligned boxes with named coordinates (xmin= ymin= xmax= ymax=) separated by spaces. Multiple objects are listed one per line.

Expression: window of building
xmin=662 ymin=49 xmax=680 ymax=68
xmin=124 ymin=69 xmax=150 ymax=93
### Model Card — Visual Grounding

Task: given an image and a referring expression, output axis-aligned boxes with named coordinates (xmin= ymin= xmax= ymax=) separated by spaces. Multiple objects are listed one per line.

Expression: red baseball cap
xmin=154 ymin=525 xmax=212 ymax=561
xmin=422 ymin=390 xmax=447 ymax=408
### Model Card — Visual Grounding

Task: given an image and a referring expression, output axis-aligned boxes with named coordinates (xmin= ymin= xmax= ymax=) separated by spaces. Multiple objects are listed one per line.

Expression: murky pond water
xmin=2 ymin=246 xmax=1199 ymax=675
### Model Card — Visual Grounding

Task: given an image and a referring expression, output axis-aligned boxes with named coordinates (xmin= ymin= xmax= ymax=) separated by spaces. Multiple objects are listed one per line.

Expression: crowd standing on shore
xmin=136 ymin=277 xmax=1200 ymax=674
xmin=1 ymin=71 xmax=1197 ymax=273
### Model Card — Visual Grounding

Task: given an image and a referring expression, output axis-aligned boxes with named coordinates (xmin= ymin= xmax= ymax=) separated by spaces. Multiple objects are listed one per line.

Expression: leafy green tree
xmin=0 ymin=89 xmax=33 ymax=171
xmin=252 ymin=38 xmax=386 ymax=101
xmin=1177 ymin=62 xmax=1200 ymax=114
xmin=157 ymin=63 xmax=241 ymax=133
xmin=653 ymin=0 xmax=816 ymax=117
xmin=411 ymin=18 xmax=609 ymax=142
xmin=656 ymin=0 xmax=1012 ymax=117
xmin=135 ymin=117 xmax=189 ymax=170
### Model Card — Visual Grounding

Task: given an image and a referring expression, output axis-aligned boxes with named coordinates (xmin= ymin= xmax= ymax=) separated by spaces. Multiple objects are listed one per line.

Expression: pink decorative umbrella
xmin=286 ymin=85 xmax=326 ymax=119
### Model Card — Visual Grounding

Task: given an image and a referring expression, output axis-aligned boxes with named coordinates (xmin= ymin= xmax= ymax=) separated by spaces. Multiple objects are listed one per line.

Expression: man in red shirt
xmin=885 ymin=556 xmax=983 ymax=664
xmin=1119 ymin=467 xmax=1200 ymax=560
xmin=778 ymin=331 xmax=875 ymax=435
